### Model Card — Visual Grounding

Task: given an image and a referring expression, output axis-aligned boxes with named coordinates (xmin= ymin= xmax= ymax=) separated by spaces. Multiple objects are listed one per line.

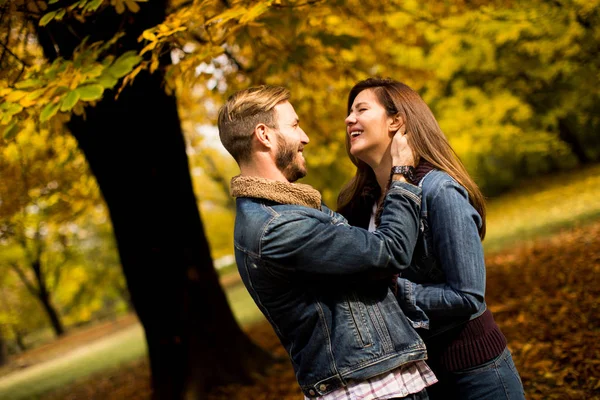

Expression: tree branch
xmin=0 ymin=28 xmax=30 ymax=85
xmin=49 ymin=239 xmax=70 ymax=291
xmin=8 ymin=262 xmax=39 ymax=298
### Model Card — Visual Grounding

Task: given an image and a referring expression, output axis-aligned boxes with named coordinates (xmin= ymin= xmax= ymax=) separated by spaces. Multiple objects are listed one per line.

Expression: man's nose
xmin=300 ymin=128 xmax=309 ymax=144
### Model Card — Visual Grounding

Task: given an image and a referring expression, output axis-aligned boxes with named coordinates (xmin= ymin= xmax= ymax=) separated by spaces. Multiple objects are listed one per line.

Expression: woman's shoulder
xmin=420 ymin=169 xmax=467 ymax=200
xmin=420 ymin=169 xmax=457 ymax=189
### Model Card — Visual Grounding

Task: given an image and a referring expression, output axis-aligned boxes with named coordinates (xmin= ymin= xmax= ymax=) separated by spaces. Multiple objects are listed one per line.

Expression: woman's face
xmin=345 ymin=89 xmax=394 ymax=165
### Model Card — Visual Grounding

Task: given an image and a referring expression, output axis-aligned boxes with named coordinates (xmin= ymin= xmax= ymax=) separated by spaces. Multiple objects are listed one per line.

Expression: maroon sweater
xmin=412 ymin=161 xmax=507 ymax=371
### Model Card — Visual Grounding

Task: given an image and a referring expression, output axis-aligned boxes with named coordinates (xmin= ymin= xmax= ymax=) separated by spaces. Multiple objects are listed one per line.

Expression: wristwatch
xmin=391 ymin=165 xmax=416 ymax=183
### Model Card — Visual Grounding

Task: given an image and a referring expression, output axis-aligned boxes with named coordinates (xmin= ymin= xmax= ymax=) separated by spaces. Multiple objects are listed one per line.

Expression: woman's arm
xmin=397 ymin=178 xmax=486 ymax=319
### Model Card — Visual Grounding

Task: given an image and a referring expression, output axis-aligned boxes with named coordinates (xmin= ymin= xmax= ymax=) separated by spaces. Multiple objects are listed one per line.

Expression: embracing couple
xmin=217 ymin=79 xmax=525 ymax=400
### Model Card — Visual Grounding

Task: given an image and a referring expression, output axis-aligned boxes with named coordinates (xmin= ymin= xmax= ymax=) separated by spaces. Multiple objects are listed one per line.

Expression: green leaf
xmin=106 ymin=51 xmax=142 ymax=78
xmin=0 ymin=102 xmax=23 ymax=115
xmin=14 ymin=79 xmax=44 ymax=89
xmin=75 ymin=84 xmax=104 ymax=101
xmin=40 ymin=102 xmax=60 ymax=122
xmin=55 ymin=9 xmax=66 ymax=20
xmin=24 ymin=88 xmax=46 ymax=102
xmin=60 ymin=90 xmax=81 ymax=111
xmin=49 ymin=0 xmax=60 ymax=3
xmin=84 ymin=0 xmax=104 ymax=12
xmin=315 ymin=33 xmax=360 ymax=49
xmin=39 ymin=11 xmax=57 ymax=26
xmin=2 ymin=121 xmax=19 ymax=140
xmin=95 ymin=73 xmax=119 ymax=89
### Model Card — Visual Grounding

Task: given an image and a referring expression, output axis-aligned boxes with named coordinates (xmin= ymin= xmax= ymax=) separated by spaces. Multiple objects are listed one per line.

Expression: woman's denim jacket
xmin=232 ymin=177 xmax=427 ymax=398
xmin=397 ymin=170 xmax=487 ymax=337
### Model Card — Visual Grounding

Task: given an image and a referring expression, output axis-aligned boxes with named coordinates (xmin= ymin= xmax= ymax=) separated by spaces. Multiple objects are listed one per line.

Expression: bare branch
xmin=8 ymin=262 xmax=39 ymax=297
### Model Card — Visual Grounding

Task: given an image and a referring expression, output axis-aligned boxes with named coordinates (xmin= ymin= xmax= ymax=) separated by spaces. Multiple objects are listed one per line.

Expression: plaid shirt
xmin=304 ymin=361 xmax=437 ymax=400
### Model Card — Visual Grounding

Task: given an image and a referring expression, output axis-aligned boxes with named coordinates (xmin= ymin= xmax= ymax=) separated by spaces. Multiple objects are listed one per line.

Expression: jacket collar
xmin=230 ymin=175 xmax=322 ymax=210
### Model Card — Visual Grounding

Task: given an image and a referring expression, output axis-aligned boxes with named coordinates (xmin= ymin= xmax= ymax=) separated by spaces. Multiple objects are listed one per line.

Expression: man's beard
xmin=275 ymin=136 xmax=306 ymax=182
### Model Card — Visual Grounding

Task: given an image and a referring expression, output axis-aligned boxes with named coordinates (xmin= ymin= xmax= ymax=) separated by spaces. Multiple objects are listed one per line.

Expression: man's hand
xmin=391 ymin=131 xmax=415 ymax=167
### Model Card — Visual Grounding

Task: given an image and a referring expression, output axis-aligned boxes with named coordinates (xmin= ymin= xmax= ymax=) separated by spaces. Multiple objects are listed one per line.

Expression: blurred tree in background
xmin=0 ymin=118 xmax=127 ymax=342
xmin=0 ymin=0 xmax=598 ymax=396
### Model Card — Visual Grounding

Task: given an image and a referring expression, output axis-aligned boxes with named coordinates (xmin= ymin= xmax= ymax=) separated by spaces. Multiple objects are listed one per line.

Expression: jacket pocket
xmin=346 ymin=293 xmax=374 ymax=348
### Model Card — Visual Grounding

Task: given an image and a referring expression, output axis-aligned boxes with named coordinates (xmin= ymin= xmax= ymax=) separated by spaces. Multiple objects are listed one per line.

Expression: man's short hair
xmin=218 ymin=85 xmax=290 ymax=163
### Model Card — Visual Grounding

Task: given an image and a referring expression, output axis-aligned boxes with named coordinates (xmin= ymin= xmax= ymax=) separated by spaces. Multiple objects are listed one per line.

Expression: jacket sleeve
xmin=397 ymin=179 xmax=485 ymax=318
xmin=260 ymin=181 xmax=421 ymax=275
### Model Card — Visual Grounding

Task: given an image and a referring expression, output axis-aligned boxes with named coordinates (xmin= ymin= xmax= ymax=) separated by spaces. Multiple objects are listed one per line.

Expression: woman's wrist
xmin=390 ymin=165 xmax=416 ymax=184
xmin=391 ymin=174 xmax=408 ymax=183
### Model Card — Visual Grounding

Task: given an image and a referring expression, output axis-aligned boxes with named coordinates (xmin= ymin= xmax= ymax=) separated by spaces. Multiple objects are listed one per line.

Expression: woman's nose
xmin=345 ymin=113 xmax=356 ymax=126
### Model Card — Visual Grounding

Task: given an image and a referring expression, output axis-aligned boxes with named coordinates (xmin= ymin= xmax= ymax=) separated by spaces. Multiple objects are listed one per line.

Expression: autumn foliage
xmin=39 ymin=220 xmax=600 ymax=400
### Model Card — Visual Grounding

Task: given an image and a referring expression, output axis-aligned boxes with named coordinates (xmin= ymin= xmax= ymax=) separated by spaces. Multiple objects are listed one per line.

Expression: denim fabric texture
xmin=395 ymin=170 xmax=525 ymax=398
xmin=397 ymin=170 xmax=487 ymax=335
xmin=233 ymin=180 xmax=427 ymax=398
xmin=427 ymin=348 xmax=525 ymax=400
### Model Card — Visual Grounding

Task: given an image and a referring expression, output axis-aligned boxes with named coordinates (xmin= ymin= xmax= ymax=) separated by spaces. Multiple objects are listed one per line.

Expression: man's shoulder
xmin=236 ymin=197 xmax=329 ymax=221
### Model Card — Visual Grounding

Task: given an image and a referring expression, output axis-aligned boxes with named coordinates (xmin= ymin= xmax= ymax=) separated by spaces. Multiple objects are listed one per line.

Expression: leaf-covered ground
xmin=42 ymin=221 xmax=600 ymax=400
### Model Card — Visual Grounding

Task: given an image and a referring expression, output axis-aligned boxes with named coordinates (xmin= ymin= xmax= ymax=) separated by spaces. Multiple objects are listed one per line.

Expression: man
xmin=217 ymin=86 xmax=436 ymax=399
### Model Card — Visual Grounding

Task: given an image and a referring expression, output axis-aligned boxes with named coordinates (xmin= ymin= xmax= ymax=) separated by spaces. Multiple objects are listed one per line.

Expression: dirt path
xmin=0 ymin=323 xmax=144 ymax=395
xmin=0 ymin=273 xmax=243 ymax=399
xmin=5 ymin=314 xmax=139 ymax=372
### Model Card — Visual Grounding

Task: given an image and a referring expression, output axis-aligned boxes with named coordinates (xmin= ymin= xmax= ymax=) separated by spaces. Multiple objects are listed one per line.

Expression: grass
xmin=0 ymin=325 xmax=146 ymax=400
xmin=1 ymin=163 xmax=599 ymax=399
xmin=225 ymin=281 xmax=265 ymax=327
xmin=0 ymin=282 xmax=264 ymax=400
xmin=484 ymin=163 xmax=600 ymax=253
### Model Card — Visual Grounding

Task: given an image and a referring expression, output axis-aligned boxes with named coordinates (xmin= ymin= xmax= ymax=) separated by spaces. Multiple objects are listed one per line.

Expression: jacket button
xmin=309 ymin=389 xmax=316 ymax=396
xmin=319 ymin=384 xmax=327 ymax=391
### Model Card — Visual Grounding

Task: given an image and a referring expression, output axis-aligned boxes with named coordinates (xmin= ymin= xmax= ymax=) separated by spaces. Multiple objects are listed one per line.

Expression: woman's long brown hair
xmin=337 ymin=78 xmax=487 ymax=240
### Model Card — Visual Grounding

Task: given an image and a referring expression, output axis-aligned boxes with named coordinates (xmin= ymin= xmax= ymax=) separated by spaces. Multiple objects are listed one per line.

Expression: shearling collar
xmin=230 ymin=175 xmax=322 ymax=210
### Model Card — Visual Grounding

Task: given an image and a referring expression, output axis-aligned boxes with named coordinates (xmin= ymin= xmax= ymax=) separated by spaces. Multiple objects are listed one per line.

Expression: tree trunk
xmin=558 ymin=118 xmax=590 ymax=164
xmin=35 ymin=4 xmax=272 ymax=398
xmin=32 ymin=260 xmax=65 ymax=337
xmin=12 ymin=327 xmax=27 ymax=353
xmin=0 ymin=332 xmax=7 ymax=366
xmin=37 ymin=290 xmax=65 ymax=337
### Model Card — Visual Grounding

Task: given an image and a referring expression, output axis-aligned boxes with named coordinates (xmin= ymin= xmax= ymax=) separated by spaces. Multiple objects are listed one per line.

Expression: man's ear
xmin=254 ymin=123 xmax=274 ymax=149
xmin=389 ymin=115 xmax=405 ymax=135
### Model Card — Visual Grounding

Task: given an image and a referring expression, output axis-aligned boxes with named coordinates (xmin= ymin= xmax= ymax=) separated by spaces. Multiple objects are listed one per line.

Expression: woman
xmin=338 ymin=78 xmax=525 ymax=400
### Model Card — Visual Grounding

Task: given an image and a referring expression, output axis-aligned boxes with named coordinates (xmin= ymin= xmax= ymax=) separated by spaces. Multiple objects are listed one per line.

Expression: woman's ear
xmin=389 ymin=115 xmax=405 ymax=135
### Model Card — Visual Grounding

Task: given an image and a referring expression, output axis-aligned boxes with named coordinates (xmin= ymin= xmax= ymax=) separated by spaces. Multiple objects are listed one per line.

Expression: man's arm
xmin=260 ymin=181 xmax=421 ymax=275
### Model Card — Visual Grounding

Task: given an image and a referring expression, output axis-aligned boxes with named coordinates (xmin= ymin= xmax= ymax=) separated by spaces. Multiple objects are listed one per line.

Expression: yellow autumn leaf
xmin=124 ymin=0 xmax=140 ymax=13
xmin=141 ymin=29 xmax=156 ymax=41
xmin=5 ymin=90 xmax=28 ymax=102
xmin=111 ymin=0 xmax=125 ymax=14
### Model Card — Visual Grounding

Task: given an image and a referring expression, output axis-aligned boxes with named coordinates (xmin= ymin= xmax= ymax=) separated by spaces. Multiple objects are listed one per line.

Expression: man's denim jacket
xmin=231 ymin=175 xmax=427 ymax=398
xmin=397 ymin=170 xmax=487 ymax=337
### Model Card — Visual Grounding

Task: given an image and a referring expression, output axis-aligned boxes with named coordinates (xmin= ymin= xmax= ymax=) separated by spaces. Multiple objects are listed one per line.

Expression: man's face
xmin=272 ymin=101 xmax=309 ymax=182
